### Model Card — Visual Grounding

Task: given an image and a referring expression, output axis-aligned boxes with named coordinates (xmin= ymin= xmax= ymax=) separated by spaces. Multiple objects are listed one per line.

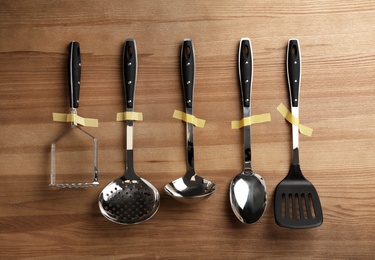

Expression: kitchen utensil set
xmin=50 ymin=38 xmax=322 ymax=228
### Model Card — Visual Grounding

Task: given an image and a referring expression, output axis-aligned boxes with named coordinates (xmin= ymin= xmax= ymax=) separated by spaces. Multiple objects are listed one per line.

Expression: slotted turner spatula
xmin=274 ymin=39 xmax=323 ymax=229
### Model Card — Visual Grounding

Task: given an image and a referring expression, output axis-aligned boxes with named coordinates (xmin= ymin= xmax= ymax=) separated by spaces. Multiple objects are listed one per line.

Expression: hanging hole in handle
xmin=291 ymin=44 xmax=297 ymax=58
xmin=243 ymin=44 xmax=249 ymax=56
xmin=127 ymin=45 xmax=133 ymax=58
xmin=185 ymin=45 xmax=191 ymax=58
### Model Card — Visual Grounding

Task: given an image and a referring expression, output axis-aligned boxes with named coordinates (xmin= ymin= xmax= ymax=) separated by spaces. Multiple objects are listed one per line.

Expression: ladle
xmin=229 ymin=38 xmax=267 ymax=224
xmin=164 ymin=39 xmax=216 ymax=203
xmin=98 ymin=39 xmax=160 ymax=224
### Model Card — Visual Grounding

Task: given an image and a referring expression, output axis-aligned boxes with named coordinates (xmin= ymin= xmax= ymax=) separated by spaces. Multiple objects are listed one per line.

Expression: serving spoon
xmin=229 ymin=38 xmax=267 ymax=224
xmin=164 ymin=39 xmax=216 ymax=203
xmin=98 ymin=39 xmax=160 ymax=224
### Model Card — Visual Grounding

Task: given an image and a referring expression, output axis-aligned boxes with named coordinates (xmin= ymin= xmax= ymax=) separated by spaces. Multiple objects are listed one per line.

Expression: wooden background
xmin=1 ymin=0 xmax=374 ymax=259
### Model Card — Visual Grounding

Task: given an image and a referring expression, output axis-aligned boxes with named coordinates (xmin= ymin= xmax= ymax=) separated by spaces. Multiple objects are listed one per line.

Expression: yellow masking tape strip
xmin=173 ymin=110 xmax=206 ymax=128
xmin=52 ymin=113 xmax=98 ymax=127
xmin=277 ymin=103 xmax=313 ymax=137
xmin=231 ymin=113 xmax=271 ymax=129
xmin=116 ymin=112 xmax=143 ymax=121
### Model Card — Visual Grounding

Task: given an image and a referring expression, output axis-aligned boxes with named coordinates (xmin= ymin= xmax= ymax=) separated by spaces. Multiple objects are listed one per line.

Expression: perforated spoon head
xmin=98 ymin=176 xmax=160 ymax=225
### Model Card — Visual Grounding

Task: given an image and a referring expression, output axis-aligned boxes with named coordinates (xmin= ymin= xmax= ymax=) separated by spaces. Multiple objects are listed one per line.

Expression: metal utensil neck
xmin=70 ymin=108 xmax=77 ymax=126
xmin=243 ymin=106 xmax=252 ymax=172
xmin=125 ymin=106 xmax=136 ymax=178
xmin=291 ymin=106 xmax=300 ymax=165
xmin=186 ymin=107 xmax=194 ymax=172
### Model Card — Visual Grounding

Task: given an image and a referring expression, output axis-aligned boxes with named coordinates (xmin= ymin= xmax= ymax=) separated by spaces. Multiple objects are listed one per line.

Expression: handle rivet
xmin=245 ymin=61 xmax=249 ymax=64
xmin=245 ymin=99 xmax=249 ymax=102
xmin=294 ymin=61 xmax=297 ymax=64
xmin=128 ymin=62 xmax=132 ymax=66
xmin=186 ymin=62 xmax=190 ymax=66
xmin=128 ymin=100 xmax=132 ymax=103
xmin=127 ymin=81 xmax=132 ymax=84
xmin=245 ymin=79 xmax=249 ymax=83
xmin=78 ymin=81 xmax=80 ymax=85
xmin=79 ymin=63 xmax=81 ymax=67
xmin=187 ymin=100 xmax=191 ymax=103
xmin=294 ymin=80 xmax=298 ymax=83
xmin=186 ymin=81 xmax=191 ymax=85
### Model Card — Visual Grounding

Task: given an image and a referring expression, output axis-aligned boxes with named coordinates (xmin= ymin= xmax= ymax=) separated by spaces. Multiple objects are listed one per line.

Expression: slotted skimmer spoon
xmin=274 ymin=39 xmax=323 ymax=229
xmin=229 ymin=38 xmax=267 ymax=224
xmin=164 ymin=39 xmax=216 ymax=203
xmin=50 ymin=41 xmax=99 ymax=188
xmin=98 ymin=39 xmax=160 ymax=224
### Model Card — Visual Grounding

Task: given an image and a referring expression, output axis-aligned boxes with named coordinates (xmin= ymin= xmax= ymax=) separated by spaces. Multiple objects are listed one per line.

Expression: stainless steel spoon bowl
xmin=230 ymin=171 xmax=267 ymax=223
xmin=99 ymin=176 xmax=159 ymax=224
xmin=229 ymin=38 xmax=267 ymax=224
xmin=164 ymin=171 xmax=216 ymax=203
xmin=164 ymin=39 xmax=216 ymax=203
xmin=99 ymin=39 xmax=160 ymax=224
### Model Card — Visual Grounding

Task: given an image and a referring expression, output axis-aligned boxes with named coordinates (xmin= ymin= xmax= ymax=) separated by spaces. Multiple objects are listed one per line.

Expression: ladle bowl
xmin=164 ymin=171 xmax=216 ymax=203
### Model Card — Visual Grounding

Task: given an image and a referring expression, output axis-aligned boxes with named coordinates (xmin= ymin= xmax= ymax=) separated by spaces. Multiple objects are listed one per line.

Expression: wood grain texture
xmin=1 ymin=0 xmax=375 ymax=259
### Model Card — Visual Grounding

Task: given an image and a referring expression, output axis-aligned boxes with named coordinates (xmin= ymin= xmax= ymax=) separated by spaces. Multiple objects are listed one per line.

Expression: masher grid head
xmin=50 ymin=125 xmax=98 ymax=188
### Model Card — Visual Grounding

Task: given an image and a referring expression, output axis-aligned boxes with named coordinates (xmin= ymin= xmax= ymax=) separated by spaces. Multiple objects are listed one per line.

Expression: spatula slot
xmin=289 ymin=193 xmax=294 ymax=219
xmin=281 ymin=193 xmax=286 ymax=218
xmin=295 ymin=194 xmax=301 ymax=219
xmin=301 ymin=193 xmax=307 ymax=219
xmin=308 ymin=193 xmax=316 ymax=219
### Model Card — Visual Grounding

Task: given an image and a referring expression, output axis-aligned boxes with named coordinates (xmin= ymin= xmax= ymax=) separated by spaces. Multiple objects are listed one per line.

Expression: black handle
xmin=123 ymin=39 xmax=137 ymax=109
xmin=238 ymin=38 xmax=253 ymax=108
xmin=287 ymin=39 xmax=301 ymax=107
xmin=181 ymin=39 xmax=195 ymax=109
xmin=69 ymin=41 xmax=81 ymax=108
